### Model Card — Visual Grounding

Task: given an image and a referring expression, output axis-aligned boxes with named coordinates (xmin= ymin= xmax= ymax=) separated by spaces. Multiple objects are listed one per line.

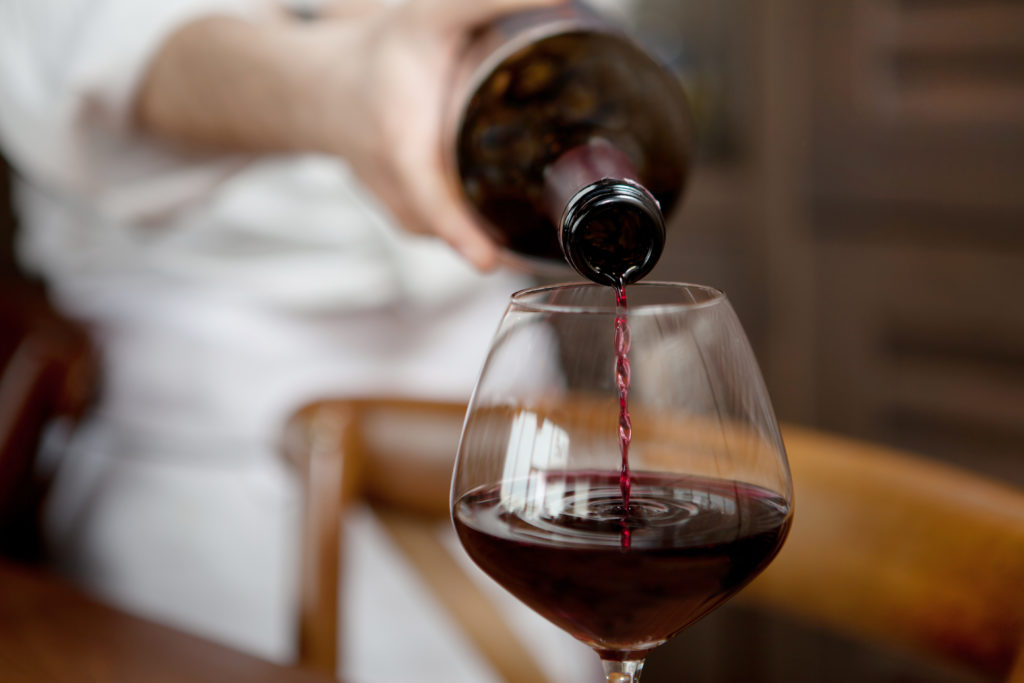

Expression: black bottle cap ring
xmin=559 ymin=178 xmax=666 ymax=286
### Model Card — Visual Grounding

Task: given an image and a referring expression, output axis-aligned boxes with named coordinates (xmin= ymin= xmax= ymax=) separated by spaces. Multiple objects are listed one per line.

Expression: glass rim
xmin=509 ymin=281 xmax=726 ymax=314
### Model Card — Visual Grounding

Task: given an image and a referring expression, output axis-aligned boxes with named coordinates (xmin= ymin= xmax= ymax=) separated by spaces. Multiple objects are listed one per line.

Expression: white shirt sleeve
xmin=0 ymin=0 xmax=256 ymax=224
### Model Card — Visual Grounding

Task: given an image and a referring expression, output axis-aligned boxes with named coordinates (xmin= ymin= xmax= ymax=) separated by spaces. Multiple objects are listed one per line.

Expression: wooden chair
xmin=0 ymin=157 xmax=98 ymax=561
xmin=281 ymin=398 xmax=552 ymax=681
xmin=282 ymin=397 xmax=1024 ymax=682
xmin=0 ymin=277 xmax=97 ymax=561
xmin=741 ymin=425 xmax=1024 ymax=682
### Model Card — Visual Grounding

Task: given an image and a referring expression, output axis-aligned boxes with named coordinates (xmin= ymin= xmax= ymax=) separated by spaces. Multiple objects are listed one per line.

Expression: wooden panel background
xmin=651 ymin=0 xmax=1024 ymax=487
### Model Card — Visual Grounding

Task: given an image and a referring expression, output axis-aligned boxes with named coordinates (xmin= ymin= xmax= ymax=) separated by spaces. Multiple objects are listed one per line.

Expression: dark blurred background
xmin=625 ymin=0 xmax=1024 ymax=488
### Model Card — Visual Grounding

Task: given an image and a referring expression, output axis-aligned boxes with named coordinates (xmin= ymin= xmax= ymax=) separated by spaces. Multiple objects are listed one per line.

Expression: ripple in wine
xmin=453 ymin=470 xmax=792 ymax=659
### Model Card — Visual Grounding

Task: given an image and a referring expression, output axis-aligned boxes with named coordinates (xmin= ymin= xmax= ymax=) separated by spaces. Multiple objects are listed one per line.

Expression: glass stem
xmin=602 ymin=658 xmax=645 ymax=682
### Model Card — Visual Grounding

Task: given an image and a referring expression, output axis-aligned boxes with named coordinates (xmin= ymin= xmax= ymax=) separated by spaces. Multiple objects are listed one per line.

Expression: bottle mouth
xmin=510 ymin=281 xmax=726 ymax=314
xmin=559 ymin=179 xmax=666 ymax=287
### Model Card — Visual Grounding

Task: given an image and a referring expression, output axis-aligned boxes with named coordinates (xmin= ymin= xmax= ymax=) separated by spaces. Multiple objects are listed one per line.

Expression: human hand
xmin=137 ymin=0 xmax=565 ymax=270
xmin=313 ymin=0 xmax=566 ymax=271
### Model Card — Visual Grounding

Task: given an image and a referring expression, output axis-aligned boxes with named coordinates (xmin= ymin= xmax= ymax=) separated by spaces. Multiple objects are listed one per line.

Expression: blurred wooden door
xmin=657 ymin=0 xmax=1024 ymax=486
xmin=804 ymin=0 xmax=1024 ymax=483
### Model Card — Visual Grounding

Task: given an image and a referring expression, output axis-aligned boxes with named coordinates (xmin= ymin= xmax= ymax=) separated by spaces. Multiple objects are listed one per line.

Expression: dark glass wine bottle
xmin=445 ymin=2 xmax=693 ymax=286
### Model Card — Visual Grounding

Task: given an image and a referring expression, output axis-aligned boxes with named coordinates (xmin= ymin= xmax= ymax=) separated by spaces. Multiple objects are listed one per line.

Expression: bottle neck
xmin=544 ymin=140 xmax=666 ymax=286
xmin=543 ymin=138 xmax=638 ymax=213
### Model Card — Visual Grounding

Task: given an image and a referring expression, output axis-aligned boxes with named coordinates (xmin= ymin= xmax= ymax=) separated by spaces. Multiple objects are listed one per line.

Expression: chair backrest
xmin=282 ymin=398 xmax=551 ymax=682
xmin=0 ymin=277 xmax=97 ymax=561
xmin=743 ymin=425 xmax=1024 ymax=682
xmin=1 ymin=158 xmax=97 ymax=560
xmin=283 ymin=398 xmax=1024 ymax=682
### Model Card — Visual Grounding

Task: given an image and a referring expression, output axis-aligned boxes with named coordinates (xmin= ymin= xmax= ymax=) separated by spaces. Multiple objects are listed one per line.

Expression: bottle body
xmin=446 ymin=2 xmax=693 ymax=284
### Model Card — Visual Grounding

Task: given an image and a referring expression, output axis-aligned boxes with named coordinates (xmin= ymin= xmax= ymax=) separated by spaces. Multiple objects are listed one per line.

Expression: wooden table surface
xmin=0 ymin=560 xmax=336 ymax=682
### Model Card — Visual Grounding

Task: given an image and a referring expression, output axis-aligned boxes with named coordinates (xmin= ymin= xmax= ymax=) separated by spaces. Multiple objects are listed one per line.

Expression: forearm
xmin=135 ymin=14 xmax=355 ymax=155
xmin=131 ymin=0 xmax=565 ymax=270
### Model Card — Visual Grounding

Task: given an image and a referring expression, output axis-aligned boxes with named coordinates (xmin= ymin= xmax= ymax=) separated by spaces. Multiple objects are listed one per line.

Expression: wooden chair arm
xmin=741 ymin=424 xmax=1024 ymax=679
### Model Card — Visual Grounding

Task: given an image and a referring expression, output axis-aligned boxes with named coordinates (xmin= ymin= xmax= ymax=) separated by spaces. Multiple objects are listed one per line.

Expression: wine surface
xmin=453 ymin=471 xmax=792 ymax=660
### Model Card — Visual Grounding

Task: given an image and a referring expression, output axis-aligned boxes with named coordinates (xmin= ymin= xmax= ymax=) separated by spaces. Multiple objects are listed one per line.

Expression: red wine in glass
xmin=453 ymin=470 xmax=792 ymax=661
xmin=452 ymin=282 xmax=793 ymax=681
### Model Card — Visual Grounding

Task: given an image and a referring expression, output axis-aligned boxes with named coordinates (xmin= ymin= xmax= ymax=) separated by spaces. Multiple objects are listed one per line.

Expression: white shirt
xmin=0 ymin=2 xmax=596 ymax=681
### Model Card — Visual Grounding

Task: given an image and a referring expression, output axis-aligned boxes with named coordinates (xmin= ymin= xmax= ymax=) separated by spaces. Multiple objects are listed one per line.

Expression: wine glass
xmin=450 ymin=282 xmax=793 ymax=682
